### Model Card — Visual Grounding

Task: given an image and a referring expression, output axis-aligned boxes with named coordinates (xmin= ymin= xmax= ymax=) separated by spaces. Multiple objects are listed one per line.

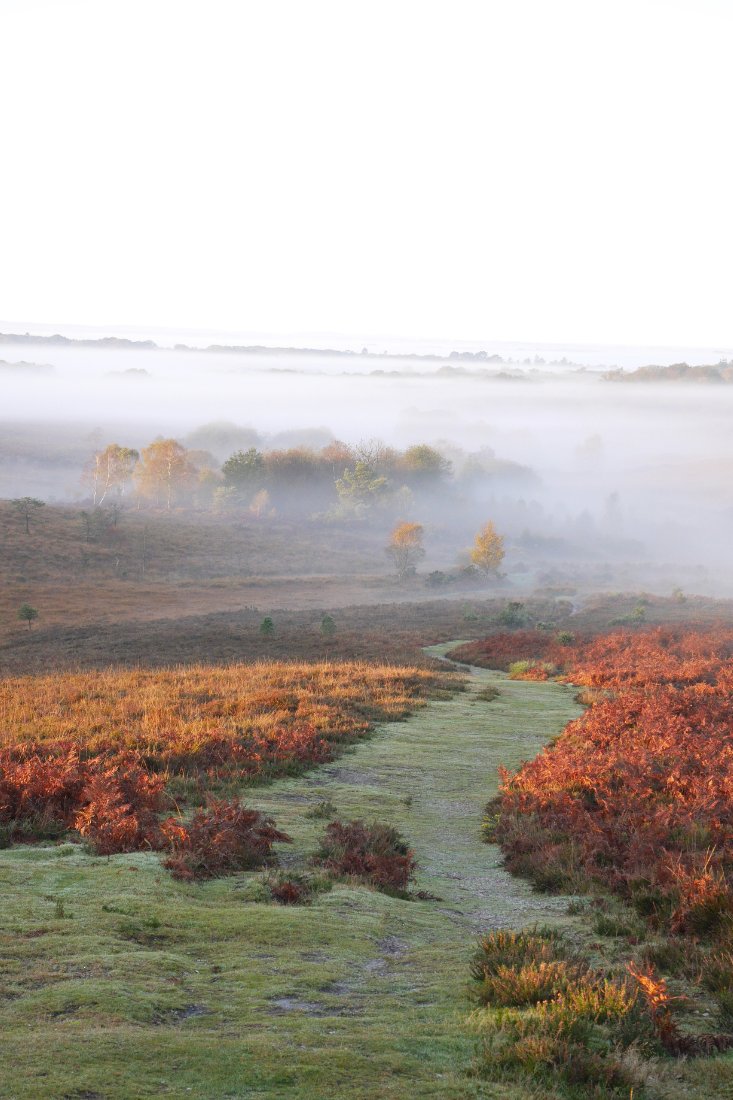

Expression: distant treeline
xmin=0 ymin=331 xmax=584 ymax=368
xmin=83 ymin=437 xmax=535 ymax=518
xmin=603 ymin=361 xmax=733 ymax=383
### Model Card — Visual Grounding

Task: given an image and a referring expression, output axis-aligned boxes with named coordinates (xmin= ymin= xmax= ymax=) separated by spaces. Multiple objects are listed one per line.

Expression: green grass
xmin=3 ymin=645 xmax=733 ymax=1098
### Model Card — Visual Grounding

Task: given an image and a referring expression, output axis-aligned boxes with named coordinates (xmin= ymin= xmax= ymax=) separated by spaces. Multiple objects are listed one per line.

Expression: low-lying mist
xmin=2 ymin=332 xmax=733 ymax=593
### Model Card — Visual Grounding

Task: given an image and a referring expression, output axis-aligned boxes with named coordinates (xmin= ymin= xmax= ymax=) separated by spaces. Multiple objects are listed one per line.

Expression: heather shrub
xmin=316 ymin=819 xmax=416 ymax=892
xmin=163 ymin=799 xmax=291 ymax=881
xmin=472 ymin=930 xmax=655 ymax=1094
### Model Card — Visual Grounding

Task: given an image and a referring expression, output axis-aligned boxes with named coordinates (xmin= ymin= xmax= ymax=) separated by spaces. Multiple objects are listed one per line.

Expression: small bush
xmin=477 ymin=960 xmax=575 ymax=1007
xmin=305 ymin=799 xmax=337 ymax=820
xmin=474 ymin=685 xmax=500 ymax=703
xmin=74 ymin=757 xmax=168 ymax=855
xmin=471 ymin=928 xmax=568 ymax=989
xmin=480 ymin=796 xmax=503 ymax=843
xmin=320 ymin=614 xmax=336 ymax=637
xmin=269 ymin=876 xmax=311 ymax=905
xmin=163 ymin=799 xmax=291 ymax=881
xmin=592 ymin=911 xmax=639 ymax=939
xmin=316 ymin=819 xmax=416 ymax=892
xmin=497 ymin=602 xmax=527 ymax=628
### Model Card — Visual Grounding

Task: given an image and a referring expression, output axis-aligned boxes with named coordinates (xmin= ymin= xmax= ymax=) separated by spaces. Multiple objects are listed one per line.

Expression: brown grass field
xmin=0 ymin=659 xmax=445 ymax=769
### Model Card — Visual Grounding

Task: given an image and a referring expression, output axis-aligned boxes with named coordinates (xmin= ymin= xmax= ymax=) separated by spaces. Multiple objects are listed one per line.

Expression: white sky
xmin=0 ymin=0 xmax=731 ymax=348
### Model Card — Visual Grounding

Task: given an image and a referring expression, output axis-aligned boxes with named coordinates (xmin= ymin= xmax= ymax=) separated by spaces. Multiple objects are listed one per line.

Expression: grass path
xmin=0 ymin=647 xmax=582 ymax=1100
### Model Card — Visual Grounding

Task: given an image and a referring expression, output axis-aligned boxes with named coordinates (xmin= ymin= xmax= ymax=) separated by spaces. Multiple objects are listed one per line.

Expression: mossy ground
xmin=2 ymin=645 xmax=732 ymax=1098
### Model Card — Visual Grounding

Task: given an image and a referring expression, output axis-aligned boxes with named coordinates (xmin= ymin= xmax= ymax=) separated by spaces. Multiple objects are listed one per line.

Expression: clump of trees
xmin=79 ymin=435 xmax=504 ymax=520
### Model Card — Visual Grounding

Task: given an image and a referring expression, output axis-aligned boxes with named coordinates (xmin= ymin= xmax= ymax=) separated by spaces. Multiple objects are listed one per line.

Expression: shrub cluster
xmin=466 ymin=624 xmax=733 ymax=1036
xmin=162 ymin=800 xmax=291 ymax=881
xmin=316 ymin=819 xmax=416 ymax=892
xmin=0 ymin=743 xmax=168 ymax=852
xmin=471 ymin=929 xmax=656 ymax=1092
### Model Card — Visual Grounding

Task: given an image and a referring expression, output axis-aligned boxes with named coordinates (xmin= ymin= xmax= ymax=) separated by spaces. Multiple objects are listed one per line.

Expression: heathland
xmin=4 ymin=494 xmax=733 ymax=1097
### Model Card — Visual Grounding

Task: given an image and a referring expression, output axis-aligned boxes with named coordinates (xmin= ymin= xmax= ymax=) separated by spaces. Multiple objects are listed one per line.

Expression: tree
xmin=320 ymin=614 xmax=336 ymax=638
xmin=84 ymin=444 xmax=139 ymax=505
xmin=399 ymin=444 xmax=452 ymax=486
xmin=335 ymin=461 xmax=389 ymax=517
xmin=18 ymin=604 xmax=38 ymax=630
xmin=260 ymin=617 xmax=274 ymax=637
xmin=470 ymin=521 xmax=505 ymax=576
xmin=249 ymin=489 xmax=274 ymax=518
xmin=386 ymin=521 xmax=425 ymax=581
xmin=10 ymin=497 xmax=45 ymax=534
xmin=79 ymin=507 xmax=113 ymax=543
xmin=134 ymin=440 xmax=196 ymax=510
xmin=222 ymin=448 xmax=265 ymax=494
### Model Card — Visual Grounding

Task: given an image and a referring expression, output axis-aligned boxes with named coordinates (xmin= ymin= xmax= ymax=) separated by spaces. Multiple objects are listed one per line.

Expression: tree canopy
xmin=470 ymin=521 xmax=505 ymax=576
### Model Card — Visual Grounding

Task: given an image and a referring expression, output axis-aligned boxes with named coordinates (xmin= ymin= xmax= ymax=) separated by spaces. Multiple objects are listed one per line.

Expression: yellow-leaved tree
xmin=386 ymin=521 xmax=425 ymax=581
xmin=134 ymin=439 xmax=196 ymax=510
xmin=470 ymin=521 xmax=505 ymax=576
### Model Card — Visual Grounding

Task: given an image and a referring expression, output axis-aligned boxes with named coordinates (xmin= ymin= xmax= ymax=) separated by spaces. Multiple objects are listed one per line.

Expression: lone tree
xmin=320 ymin=614 xmax=336 ymax=638
xmin=18 ymin=604 xmax=38 ymax=630
xmin=11 ymin=497 xmax=45 ymax=534
xmin=470 ymin=521 xmax=505 ymax=577
xmin=259 ymin=616 xmax=274 ymax=637
xmin=386 ymin=521 xmax=425 ymax=581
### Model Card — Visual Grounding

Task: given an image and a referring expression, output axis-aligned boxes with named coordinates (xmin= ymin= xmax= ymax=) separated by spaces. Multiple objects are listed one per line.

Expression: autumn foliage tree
xmin=470 ymin=521 xmax=505 ymax=576
xmin=84 ymin=443 xmax=139 ymax=505
xmin=134 ymin=439 xmax=196 ymax=510
xmin=386 ymin=521 xmax=425 ymax=581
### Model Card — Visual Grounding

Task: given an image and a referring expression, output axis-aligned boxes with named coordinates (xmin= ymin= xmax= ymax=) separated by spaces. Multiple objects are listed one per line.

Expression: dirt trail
xmin=309 ymin=642 xmax=582 ymax=932
xmin=258 ymin=640 xmax=583 ymax=981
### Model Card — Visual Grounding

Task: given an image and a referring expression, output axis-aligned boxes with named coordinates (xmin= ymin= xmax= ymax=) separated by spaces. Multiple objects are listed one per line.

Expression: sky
xmin=0 ymin=0 xmax=731 ymax=349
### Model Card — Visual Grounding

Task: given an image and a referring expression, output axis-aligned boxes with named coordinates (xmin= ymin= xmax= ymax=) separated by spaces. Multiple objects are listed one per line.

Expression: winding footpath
xmin=250 ymin=642 xmax=583 ymax=1098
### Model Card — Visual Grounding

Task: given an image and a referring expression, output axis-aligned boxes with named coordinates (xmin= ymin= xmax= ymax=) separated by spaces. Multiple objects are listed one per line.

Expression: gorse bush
xmin=316 ymin=819 xmax=416 ymax=892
